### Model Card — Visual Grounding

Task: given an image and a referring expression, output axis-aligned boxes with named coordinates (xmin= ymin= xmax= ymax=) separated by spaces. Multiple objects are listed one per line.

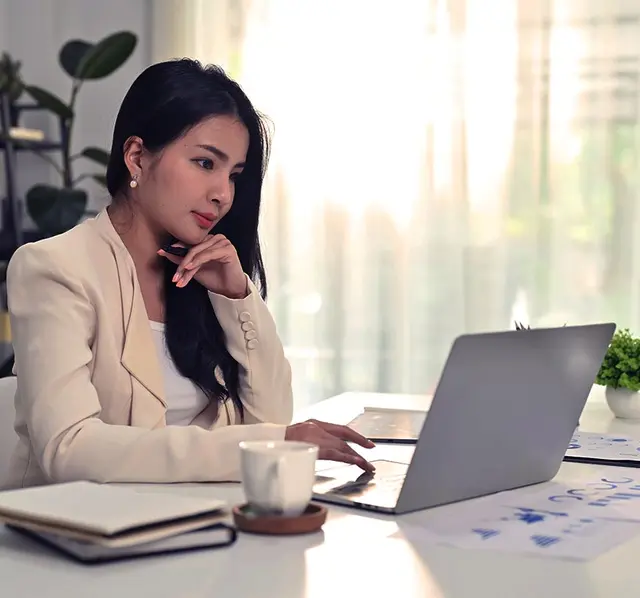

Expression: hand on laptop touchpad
xmin=314 ymin=459 xmax=407 ymax=496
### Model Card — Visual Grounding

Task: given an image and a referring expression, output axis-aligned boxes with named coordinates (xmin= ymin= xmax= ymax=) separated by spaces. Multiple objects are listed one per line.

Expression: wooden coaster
xmin=232 ymin=503 xmax=327 ymax=535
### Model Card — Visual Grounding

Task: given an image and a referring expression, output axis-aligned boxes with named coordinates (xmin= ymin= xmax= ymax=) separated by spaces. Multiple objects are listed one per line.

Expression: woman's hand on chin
xmin=158 ymin=234 xmax=248 ymax=298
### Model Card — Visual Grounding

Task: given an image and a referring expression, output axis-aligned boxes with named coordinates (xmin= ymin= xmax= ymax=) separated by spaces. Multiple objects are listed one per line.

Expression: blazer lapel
xmin=120 ymin=272 xmax=167 ymax=411
xmin=92 ymin=210 xmax=167 ymax=426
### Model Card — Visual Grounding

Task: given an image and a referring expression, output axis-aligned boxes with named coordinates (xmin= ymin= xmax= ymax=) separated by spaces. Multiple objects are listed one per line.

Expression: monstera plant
xmin=23 ymin=31 xmax=137 ymax=235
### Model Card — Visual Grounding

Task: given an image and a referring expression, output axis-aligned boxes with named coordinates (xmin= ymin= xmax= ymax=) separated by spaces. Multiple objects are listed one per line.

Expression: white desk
xmin=1 ymin=386 xmax=639 ymax=598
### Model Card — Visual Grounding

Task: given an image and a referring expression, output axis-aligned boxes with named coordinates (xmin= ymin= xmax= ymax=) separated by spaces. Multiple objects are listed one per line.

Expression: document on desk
xmin=564 ymin=430 xmax=640 ymax=465
xmin=404 ymin=470 xmax=640 ymax=561
xmin=502 ymin=470 xmax=640 ymax=523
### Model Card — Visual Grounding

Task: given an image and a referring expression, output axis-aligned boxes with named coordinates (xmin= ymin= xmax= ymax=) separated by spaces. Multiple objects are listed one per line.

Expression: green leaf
xmin=76 ymin=31 xmax=137 ymax=80
xmin=59 ymin=40 xmax=93 ymax=78
xmin=92 ymin=174 xmax=108 ymax=188
xmin=81 ymin=146 xmax=110 ymax=166
xmin=0 ymin=52 xmax=24 ymax=102
xmin=595 ymin=328 xmax=640 ymax=391
xmin=7 ymin=78 xmax=23 ymax=102
xmin=26 ymin=185 xmax=87 ymax=235
xmin=24 ymin=85 xmax=73 ymax=120
xmin=0 ymin=76 xmax=23 ymax=102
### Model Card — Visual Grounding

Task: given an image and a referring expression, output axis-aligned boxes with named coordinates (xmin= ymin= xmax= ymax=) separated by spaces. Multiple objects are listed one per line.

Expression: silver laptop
xmin=346 ymin=407 xmax=426 ymax=444
xmin=313 ymin=323 xmax=616 ymax=515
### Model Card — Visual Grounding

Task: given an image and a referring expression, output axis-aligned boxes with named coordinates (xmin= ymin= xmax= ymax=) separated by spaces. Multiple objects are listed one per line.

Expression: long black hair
xmin=106 ymin=59 xmax=270 ymax=420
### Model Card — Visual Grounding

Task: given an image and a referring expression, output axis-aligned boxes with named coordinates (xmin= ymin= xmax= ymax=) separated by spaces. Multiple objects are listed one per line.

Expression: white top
xmin=149 ymin=321 xmax=210 ymax=425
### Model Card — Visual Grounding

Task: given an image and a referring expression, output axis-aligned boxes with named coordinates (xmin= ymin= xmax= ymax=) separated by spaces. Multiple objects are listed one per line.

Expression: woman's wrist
xmin=209 ymin=276 xmax=250 ymax=300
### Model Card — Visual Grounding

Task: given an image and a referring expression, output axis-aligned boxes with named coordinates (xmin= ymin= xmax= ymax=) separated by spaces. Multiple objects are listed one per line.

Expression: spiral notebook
xmin=0 ymin=481 xmax=236 ymax=562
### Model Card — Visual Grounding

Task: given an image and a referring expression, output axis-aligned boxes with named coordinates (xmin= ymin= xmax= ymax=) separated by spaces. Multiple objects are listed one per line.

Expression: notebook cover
xmin=0 ymin=509 xmax=229 ymax=548
xmin=0 ymin=481 xmax=227 ymax=546
xmin=8 ymin=522 xmax=237 ymax=563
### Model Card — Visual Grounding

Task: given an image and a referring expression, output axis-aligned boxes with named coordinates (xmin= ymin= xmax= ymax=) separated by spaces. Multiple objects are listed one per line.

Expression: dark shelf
xmin=0 ymin=94 xmax=65 ymax=377
xmin=0 ymin=138 xmax=63 ymax=152
xmin=0 ymin=228 xmax=46 ymax=262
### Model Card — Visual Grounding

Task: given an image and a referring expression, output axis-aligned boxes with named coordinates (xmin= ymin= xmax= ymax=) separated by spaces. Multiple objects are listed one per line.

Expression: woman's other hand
xmin=285 ymin=419 xmax=376 ymax=472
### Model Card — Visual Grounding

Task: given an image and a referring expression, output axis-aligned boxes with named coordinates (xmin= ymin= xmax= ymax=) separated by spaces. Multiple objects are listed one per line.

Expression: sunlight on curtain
xmin=154 ymin=0 xmax=640 ymax=406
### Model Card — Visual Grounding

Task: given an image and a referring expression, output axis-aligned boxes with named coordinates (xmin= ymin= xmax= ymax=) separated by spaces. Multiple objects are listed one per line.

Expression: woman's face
xmin=132 ymin=114 xmax=249 ymax=246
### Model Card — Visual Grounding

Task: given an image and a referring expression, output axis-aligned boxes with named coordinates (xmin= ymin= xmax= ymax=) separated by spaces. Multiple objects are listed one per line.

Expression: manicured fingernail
xmin=172 ymin=273 xmax=179 ymax=283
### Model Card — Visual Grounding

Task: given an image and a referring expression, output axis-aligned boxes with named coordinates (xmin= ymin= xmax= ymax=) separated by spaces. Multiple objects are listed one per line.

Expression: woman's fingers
xmin=170 ymin=235 xmax=227 ymax=276
xmin=157 ymin=249 xmax=181 ymax=265
xmin=157 ymin=249 xmax=196 ymax=287
xmin=183 ymin=244 xmax=233 ymax=271
xmin=310 ymin=419 xmax=375 ymax=448
xmin=285 ymin=420 xmax=376 ymax=472
xmin=175 ymin=245 xmax=236 ymax=287
xmin=176 ymin=236 xmax=214 ymax=264
xmin=175 ymin=266 xmax=199 ymax=288
xmin=342 ymin=442 xmax=376 ymax=472
xmin=319 ymin=447 xmax=375 ymax=472
xmin=319 ymin=434 xmax=375 ymax=472
xmin=159 ymin=235 xmax=233 ymax=287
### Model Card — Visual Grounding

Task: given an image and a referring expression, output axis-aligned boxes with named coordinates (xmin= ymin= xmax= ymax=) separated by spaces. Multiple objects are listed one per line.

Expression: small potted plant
xmin=595 ymin=328 xmax=640 ymax=419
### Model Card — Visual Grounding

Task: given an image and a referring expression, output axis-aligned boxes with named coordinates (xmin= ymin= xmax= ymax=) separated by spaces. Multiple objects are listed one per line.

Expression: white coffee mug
xmin=239 ymin=440 xmax=319 ymax=517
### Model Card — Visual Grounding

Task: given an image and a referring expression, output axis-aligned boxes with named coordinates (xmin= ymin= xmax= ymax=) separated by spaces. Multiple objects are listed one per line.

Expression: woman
xmin=4 ymin=59 xmax=374 ymax=489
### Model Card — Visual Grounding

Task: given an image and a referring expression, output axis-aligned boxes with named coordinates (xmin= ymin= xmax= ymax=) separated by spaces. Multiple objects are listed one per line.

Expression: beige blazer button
xmin=241 ymin=321 xmax=254 ymax=332
xmin=239 ymin=311 xmax=251 ymax=322
xmin=245 ymin=330 xmax=258 ymax=340
xmin=247 ymin=339 xmax=259 ymax=350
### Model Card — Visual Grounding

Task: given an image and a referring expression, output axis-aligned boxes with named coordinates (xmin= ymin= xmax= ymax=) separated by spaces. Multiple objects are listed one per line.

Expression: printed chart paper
xmin=504 ymin=472 xmax=640 ymax=523
xmin=405 ymin=471 xmax=640 ymax=561
xmin=565 ymin=431 xmax=640 ymax=464
xmin=415 ymin=503 xmax=638 ymax=561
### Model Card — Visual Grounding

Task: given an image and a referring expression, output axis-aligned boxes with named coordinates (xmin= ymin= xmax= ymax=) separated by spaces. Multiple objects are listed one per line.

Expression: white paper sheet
xmin=403 ymin=472 xmax=640 ymax=561
xmin=565 ymin=431 xmax=640 ymax=462
xmin=502 ymin=472 xmax=640 ymax=522
xmin=413 ymin=504 xmax=637 ymax=561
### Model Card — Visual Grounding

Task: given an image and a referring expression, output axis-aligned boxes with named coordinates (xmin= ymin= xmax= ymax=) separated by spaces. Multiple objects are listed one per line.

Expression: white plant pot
xmin=605 ymin=386 xmax=640 ymax=419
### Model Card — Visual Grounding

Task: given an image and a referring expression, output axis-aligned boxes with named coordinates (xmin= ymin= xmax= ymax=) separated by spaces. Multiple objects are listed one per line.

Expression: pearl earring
xmin=129 ymin=176 xmax=139 ymax=189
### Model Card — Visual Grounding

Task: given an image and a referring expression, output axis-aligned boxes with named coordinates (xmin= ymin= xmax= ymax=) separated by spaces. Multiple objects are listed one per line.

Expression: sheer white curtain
xmin=153 ymin=0 xmax=640 ymax=407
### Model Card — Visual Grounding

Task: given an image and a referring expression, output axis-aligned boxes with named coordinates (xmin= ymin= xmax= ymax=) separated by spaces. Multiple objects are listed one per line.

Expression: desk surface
xmin=1 ymin=386 xmax=639 ymax=598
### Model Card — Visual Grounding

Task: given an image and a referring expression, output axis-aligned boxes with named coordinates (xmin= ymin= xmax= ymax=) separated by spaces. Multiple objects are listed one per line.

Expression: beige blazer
xmin=3 ymin=210 xmax=293 ymax=489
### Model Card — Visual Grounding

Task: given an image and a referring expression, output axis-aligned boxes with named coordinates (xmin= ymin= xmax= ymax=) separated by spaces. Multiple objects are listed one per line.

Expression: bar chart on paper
xmin=403 ymin=470 xmax=640 ymax=561
xmin=564 ymin=431 xmax=640 ymax=466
